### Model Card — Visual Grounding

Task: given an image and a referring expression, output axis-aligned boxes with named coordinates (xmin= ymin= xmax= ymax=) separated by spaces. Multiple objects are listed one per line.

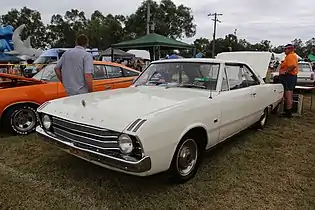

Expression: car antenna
xmin=209 ymin=66 xmax=214 ymax=99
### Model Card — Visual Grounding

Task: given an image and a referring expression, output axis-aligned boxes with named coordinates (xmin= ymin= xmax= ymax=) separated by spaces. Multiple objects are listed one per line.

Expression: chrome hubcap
xmin=176 ymin=139 xmax=198 ymax=176
xmin=12 ymin=109 xmax=36 ymax=132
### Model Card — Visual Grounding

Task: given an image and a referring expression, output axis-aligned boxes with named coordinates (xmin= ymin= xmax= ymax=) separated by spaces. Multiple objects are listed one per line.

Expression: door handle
xmin=105 ymin=85 xmax=111 ymax=90
xmin=250 ymin=93 xmax=256 ymax=96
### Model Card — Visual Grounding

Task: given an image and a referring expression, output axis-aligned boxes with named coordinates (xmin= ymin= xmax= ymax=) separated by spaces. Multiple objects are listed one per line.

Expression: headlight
xmin=118 ymin=134 xmax=133 ymax=154
xmin=42 ymin=114 xmax=52 ymax=130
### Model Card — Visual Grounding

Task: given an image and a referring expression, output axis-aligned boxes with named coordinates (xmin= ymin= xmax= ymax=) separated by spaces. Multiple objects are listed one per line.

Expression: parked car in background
xmin=23 ymin=48 xmax=100 ymax=78
xmin=36 ymin=58 xmax=283 ymax=183
xmin=0 ymin=61 xmax=139 ymax=135
xmin=271 ymin=61 xmax=314 ymax=86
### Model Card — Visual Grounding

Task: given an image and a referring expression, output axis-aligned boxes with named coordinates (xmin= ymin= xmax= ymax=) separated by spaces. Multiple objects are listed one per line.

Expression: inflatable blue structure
xmin=0 ymin=25 xmax=14 ymax=52
xmin=0 ymin=25 xmax=21 ymax=62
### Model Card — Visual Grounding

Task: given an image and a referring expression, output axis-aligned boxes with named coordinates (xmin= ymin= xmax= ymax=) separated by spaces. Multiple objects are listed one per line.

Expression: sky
xmin=1 ymin=0 xmax=315 ymax=46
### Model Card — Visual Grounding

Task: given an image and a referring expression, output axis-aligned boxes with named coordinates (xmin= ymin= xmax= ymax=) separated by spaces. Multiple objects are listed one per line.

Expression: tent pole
xmin=111 ymin=48 xmax=114 ymax=62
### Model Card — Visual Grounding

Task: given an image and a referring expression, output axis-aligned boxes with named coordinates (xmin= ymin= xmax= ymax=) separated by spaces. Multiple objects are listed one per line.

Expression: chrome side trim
xmin=127 ymin=119 xmax=142 ymax=131
xmin=133 ymin=119 xmax=147 ymax=132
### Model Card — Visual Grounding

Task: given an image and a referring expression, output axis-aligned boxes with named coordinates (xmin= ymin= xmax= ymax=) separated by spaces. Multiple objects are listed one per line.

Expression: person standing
xmin=54 ymin=34 xmax=93 ymax=96
xmin=279 ymin=44 xmax=299 ymax=118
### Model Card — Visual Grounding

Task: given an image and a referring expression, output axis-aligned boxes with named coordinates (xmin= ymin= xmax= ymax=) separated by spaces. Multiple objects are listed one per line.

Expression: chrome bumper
xmin=36 ymin=126 xmax=151 ymax=173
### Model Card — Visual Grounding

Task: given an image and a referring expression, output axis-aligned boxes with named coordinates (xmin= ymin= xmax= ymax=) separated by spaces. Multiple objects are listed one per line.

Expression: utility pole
xmin=208 ymin=13 xmax=222 ymax=58
xmin=146 ymin=0 xmax=151 ymax=34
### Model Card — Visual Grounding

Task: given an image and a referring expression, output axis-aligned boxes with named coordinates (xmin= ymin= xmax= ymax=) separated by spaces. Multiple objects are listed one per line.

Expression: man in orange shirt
xmin=279 ymin=44 xmax=298 ymax=118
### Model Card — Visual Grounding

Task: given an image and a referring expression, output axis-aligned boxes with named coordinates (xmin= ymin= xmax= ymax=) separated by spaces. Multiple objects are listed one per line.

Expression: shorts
xmin=279 ymin=74 xmax=297 ymax=91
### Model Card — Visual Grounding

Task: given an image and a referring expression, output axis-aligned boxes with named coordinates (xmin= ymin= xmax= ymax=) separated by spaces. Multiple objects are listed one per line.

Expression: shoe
xmin=279 ymin=109 xmax=287 ymax=117
xmin=286 ymin=109 xmax=293 ymax=118
xmin=279 ymin=109 xmax=293 ymax=118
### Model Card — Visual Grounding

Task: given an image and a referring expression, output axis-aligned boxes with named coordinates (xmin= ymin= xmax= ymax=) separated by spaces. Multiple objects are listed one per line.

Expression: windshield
xmin=32 ymin=63 xmax=58 ymax=82
xmin=298 ymin=63 xmax=312 ymax=72
xmin=33 ymin=56 xmax=58 ymax=64
xmin=133 ymin=62 xmax=220 ymax=90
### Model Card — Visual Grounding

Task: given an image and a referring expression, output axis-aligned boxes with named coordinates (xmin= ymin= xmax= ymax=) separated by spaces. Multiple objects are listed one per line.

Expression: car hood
xmin=40 ymin=86 xmax=208 ymax=132
xmin=0 ymin=73 xmax=43 ymax=84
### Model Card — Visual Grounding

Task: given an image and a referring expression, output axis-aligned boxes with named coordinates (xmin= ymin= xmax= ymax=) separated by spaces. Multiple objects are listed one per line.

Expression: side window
xmin=122 ymin=68 xmax=140 ymax=77
xmin=242 ymin=65 xmax=260 ymax=86
xmin=225 ymin=64 xmax=247 ymax=90
xmin=106 ymin=65 xmax=123 ymax=78
xmin=93 ymin=65 xmax=106 ymax=80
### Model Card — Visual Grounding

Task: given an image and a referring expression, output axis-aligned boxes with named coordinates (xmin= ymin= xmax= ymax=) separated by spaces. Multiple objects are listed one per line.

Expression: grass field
xmin=0 ymin=96 xmax=315 ymax=209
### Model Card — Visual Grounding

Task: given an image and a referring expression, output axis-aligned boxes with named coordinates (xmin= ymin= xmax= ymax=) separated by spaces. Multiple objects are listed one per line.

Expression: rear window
xmin=298 ymin=63 xmax=312 ymax=72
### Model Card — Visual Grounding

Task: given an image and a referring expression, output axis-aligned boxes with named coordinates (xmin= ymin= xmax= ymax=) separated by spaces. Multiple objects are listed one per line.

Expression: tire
xmin=2 ymin=105 xmax=38 ymax=135
xmin=254 ymin=108 xmax=268 ymax=129
xmin=271 ymin=102 xmax=281 ymax=114
xmin=168 ymin=137 xmax=202 ymax=184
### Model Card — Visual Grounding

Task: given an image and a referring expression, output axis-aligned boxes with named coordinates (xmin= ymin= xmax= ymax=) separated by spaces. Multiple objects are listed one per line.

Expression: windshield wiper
xmin=177 ymin=83 xmax=207 ymax=89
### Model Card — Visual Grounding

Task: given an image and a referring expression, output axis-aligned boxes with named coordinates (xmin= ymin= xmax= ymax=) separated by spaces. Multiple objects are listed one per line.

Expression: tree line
xmin=1 ymin=0 xmax=315 ymax=57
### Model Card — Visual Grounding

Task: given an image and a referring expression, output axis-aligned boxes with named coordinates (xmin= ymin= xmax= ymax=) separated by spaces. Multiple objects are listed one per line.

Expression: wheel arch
xmin=0 ymin=101 xmax=40 ymax=124
xmin=178 ymin=124 xmax=209 ymax=152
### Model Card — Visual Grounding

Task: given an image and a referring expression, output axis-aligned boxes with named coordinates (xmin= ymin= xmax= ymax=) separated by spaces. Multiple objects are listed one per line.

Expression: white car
xmin=271 ymin=61 xmax=315 ymax=86
xmin=36 ymin=58 xmax=283 ymax=183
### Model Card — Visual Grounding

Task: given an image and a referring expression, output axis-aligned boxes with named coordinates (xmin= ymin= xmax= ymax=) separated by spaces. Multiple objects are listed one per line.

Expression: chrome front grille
xmin=51 ymin=117 xmax=121 ymax=154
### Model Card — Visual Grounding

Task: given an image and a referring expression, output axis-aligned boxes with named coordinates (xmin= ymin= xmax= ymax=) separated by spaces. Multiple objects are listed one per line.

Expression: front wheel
xmin=169 ymin=138 xmax=201 ymax=184
xmin=2 ymin=105 xmax=38 ymax=135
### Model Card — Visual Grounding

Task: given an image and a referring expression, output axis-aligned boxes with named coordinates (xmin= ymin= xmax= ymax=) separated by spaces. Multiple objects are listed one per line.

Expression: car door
xmin=241 ymin=64 xmax=265 ymax=121
xmin=217 ymin=63 xmax=253 ymax=142
xmin=92 ymin=64 xmax=113 ymax=92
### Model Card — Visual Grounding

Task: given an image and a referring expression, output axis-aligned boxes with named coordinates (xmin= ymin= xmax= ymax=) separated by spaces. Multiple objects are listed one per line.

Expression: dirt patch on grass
xmin=0 ymin=96 xmax=314 ymax=209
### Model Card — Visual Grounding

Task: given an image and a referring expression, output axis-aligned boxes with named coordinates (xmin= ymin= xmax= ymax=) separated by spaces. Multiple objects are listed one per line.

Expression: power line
xmin=208 ymin=13 xmax=223 ymax=58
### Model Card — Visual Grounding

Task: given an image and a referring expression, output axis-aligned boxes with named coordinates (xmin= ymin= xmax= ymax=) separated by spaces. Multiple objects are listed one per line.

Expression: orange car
xmin=0 ymin=61 xmax=140 ymax=135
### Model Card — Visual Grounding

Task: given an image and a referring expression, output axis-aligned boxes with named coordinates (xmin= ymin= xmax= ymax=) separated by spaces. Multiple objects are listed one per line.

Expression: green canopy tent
xmin=111 ymin=33 xmax=196 ymax=61
xmin=308 ymin=54 xmax=315 ymax=62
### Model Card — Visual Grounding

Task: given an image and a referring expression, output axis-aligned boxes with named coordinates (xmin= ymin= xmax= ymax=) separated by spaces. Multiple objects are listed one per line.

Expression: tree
xmin=291 ymin=38 xmax=304 ymax=56
xmin=124 ymin=0 xmax=196 ymax=39
xmin=0 ymin=7 xmax=47 ymax=48
xmin=86 ymin=11 xmax=126 ymax=49
xmin=193 ymin=38 xmax=211 ymax=57
xmin=47 ymin=9 xmax=125 ymax=49
xmin=305 ymin=38 xmax=315 ymax=55
xmin=48 ymin=9 xmax=88 ymax=48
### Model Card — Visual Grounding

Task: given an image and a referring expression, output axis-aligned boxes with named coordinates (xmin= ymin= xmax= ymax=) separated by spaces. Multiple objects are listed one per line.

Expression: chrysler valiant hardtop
xmin=36 ymin=58 xmax=283 ymax=183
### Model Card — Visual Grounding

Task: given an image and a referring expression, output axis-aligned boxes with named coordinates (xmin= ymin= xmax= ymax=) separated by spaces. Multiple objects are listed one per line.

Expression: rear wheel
xmin=271 ymin=102 xmax=282 ymax=114
xmin=254 ymin=108 xmax=268 ymax=129
xmin=2 ymin=105 xmax=38 ymax=135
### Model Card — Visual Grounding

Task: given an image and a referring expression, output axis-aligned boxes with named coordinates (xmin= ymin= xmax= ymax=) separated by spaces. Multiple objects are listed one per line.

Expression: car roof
xmin=151 ymin=58 xmax=249 ymax=66
xmin=47 ymin=61 xmax=139 ymax=72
